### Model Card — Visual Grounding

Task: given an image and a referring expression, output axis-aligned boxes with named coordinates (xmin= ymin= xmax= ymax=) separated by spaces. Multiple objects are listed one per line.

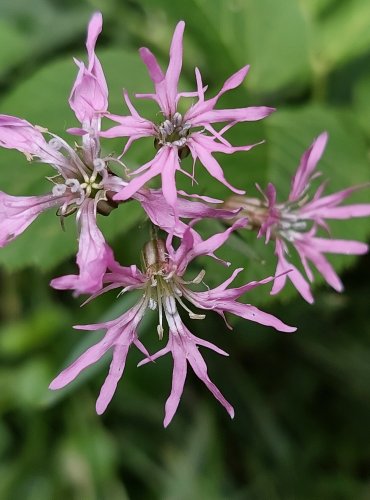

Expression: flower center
xmin=52 ymin=158 xmax=105 ymax=200
xmin=155 ymin=112 xmax=191 ymax=158
xmin=51 ymin=157 xmax=109 ymax=217
xmin=224 ymin=194 xmax=310 ymax=242
xmin=142 ymin=239 xmax=205 ymax=339
xmin=277 ymin=210 xmax=308 ymax=241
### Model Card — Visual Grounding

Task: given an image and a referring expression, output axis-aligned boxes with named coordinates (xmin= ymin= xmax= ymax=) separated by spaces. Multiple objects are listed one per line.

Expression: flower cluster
xmin=0 ymin=13 xmax=369 ymax=426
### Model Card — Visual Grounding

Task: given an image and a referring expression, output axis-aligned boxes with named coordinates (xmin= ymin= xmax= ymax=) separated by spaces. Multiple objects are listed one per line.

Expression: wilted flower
xmin=102 ymin=21 xmax=274 ymax=208
xmin=49 ymin=220 xmax=295 ymax=427
xmin=226 ymin=132 xmax=370 ymax=302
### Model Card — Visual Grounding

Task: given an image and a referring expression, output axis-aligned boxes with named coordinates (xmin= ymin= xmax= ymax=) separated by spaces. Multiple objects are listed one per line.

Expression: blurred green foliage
xmin=0 ymin=0 xmax=370 ymax=498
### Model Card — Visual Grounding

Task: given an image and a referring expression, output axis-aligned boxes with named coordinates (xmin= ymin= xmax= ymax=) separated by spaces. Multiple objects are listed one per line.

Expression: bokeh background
xmin=1 ymin=0 xmax=370 ymax=498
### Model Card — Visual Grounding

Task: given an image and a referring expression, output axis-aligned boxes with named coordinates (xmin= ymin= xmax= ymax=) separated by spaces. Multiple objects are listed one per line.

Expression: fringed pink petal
xmin=50 ymin=200 xmax=109 ymax=295
xmin=0 ymin=191 xmax=63 ymax=247
xmin=163 ymin=337 xmax=188 ymax=427
xmin=113 ymin=147 xmax=169 ymax=202
xmin=96 ymin=343 xmax=131 ymax=415
xmin=289 ymin=132 xmax=328 ymax=201
xmin=271 ymin=240 xmax=314 ymax=304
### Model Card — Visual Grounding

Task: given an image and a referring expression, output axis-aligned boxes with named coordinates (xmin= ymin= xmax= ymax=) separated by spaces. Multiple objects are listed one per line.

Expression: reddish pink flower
xmin=238 ymin=132 xmax=370 ymax=302
xmin=50 ymin=220 xmax=295 ymax=426
xmin=102 ymin=21 xmax=274 ymax=208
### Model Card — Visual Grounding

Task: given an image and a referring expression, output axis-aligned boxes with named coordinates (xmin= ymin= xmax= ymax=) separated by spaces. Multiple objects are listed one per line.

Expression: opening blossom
xmin=226 ymin=132 xmax=370 ymax=303
xmin=49 ymin=220 xmax=295 ymax=427
xmin=102 ymin=21 xmax=275 ymax=208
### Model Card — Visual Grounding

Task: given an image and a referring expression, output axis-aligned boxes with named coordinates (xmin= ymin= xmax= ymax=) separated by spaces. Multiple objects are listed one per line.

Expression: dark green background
xmin=0 ymin=0 xmax=370 ymax=498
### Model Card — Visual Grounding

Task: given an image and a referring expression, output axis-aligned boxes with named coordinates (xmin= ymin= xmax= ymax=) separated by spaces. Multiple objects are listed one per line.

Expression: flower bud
xmin=222 ymin=194 xmax=268 ymax=230
xmin=143 ymin=239 xmax=167 ymax=273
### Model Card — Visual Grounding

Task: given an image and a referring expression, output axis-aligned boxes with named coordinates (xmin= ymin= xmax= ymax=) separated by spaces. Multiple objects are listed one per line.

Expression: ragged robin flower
xmin=0 ymin=13 xmax=124 ymax=295
xmin=49 ymin=219 xmax=295 ymax=427
xmin=102 ymin=20 xmax=275 ymax=209
xmin=225 ymin=132 xmax=370 ymax=302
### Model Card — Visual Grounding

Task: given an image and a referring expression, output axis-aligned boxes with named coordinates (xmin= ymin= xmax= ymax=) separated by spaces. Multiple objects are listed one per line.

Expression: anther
xmin=192 ymin=269 xmax=206 ymax=284
xmin=65 ymin=179 xmax=81 ymax=193
xmin=52 ymin=184 xmax=67 ymax=196
xmin=179 ymin=122 xmax=191 ymax=136
xmin=172 ymin=138 xmax=187 ymax=147
xmin=172 ymin=112 xmax=183 ymax=127
xmin=93 ymin=158 xmax=106 ymax=172
xmin=157 ymin=324 xmax=164 ymax=340
xmin=189 ymin=312 xmax=206 ymax=320
xmin=49 ymin=138 xmax=63 ymax=150
xmin=149 ymin=297 xmax=157 ymax=310
xmin=162 ymin=120 xmax=174 ymax=135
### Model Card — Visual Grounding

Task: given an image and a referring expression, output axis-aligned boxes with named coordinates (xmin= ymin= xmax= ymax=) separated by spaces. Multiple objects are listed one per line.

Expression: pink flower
xmin=0 ymin=14 xmax=121 ymax=295
xmin=49 ymin=220 xmax=295 ymax=426
xmin=233 ymin=132 xmax=370 ymax=302
xmin=102 ymin=21 xmax=274 ymax=208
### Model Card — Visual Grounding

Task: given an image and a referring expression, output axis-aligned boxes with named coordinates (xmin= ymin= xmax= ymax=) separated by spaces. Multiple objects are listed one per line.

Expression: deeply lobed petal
xmin=51 ymin=200 xmax=110 ymax=295
xmin=140 ymin=309 xmax=234 ymax=427
xmin=50 ymin=301 xmax=149 ymax=414
xmin=138 ymin=21 xmax=185 ymax=116
xmin=171 ymin=218 xmax=247 ymax=274
xmin=289 ymin=132 xmax=328 ymax=202
xmin=300 ymin=184 xmax=370 ymax=220
xmin=271 ymin=240 xmax=314 ymax=303
xmin=0 ymin=192 xmax=64 ymax=247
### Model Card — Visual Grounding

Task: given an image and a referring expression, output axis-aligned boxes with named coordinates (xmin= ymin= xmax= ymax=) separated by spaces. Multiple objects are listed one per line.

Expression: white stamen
xmin=189 ymin=311 xmax=206 ymax=320
xmin=65 ymin=178 xmax=81 ymax=193
xmin=172 ymin=138 xmax=187 ymax=147
xmin=172 ymin=112 xmax=182 ymax=127
xmin=93 ymin=158 xmax=105 ymax=172
xmin=157 ymin=114 xmax=191 ymax=146
xmin=52 ymin=184 xmax=67 ymax=196
xmin=157 ymin=324 xmax=164 ymax=340
xmin=179 ymin=122 xmax=191 ymax=136
xmin=149 ymin=297 xmax=157 ymax=310
xmin=162 ymin=120 xmax=174 ymax=135
xmin=192 ymin=269 xmax=206 ymax=284
xmin=49 ymin=138 xmax=63 ymax=150
xmin=292 ymin=221 xmax=307 ymax=231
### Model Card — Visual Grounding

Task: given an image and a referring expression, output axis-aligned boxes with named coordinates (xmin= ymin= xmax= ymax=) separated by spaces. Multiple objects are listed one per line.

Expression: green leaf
xmin=0 ymin=21 xmax=29 ymax=77
xmin=0 ymin=304 xmax=68 ymax=357
xmin=0 ymin=357 xmax=53 ymax=411
xmin=353 ymin=70 xmax=370 ymax=138
xmin=161 ymin=407 xmax=225 ymax=500
xmin=121 ymin=0 xmax=310 ymax=94
xmin=0 ymin=0 xmax=92 ymax=64
xmin=310 ymin=0 xmax=370 ymax=72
